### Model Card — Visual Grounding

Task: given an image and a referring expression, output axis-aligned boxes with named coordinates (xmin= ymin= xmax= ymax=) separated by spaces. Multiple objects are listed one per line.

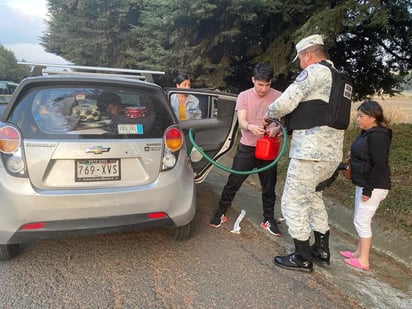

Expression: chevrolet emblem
xmin=85 ymin=146 xmax=111 ymax=154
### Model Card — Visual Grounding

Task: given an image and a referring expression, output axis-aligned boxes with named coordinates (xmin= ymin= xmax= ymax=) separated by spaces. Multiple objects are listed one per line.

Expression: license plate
xmin=75 ymin=159 xmax=120 ymax=182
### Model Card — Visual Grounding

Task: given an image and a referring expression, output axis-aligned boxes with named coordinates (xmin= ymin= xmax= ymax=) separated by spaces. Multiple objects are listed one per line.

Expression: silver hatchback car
xmin=0 ymin=65 xmax=238 ymax=260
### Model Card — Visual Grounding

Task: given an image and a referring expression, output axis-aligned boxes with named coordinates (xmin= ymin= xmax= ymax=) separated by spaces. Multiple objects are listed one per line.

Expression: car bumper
xmin=0 ymin=157 xmax=196 ymax=244
xmin=8 ymin=213 xmax=176 ymax=243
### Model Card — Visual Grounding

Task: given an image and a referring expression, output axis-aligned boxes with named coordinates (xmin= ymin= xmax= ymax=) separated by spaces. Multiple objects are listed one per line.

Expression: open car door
xmin=167 ymin=89 xmax=238 ymax=183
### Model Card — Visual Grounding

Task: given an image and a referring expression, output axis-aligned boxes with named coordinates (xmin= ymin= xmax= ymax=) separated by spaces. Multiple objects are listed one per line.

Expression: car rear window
xmin=7 ymin=85 xmax=174 ymax=139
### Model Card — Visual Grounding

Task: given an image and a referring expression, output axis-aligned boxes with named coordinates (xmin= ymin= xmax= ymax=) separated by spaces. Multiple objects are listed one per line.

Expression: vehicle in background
xmin=0 ymin=63 xmax=238 ymax=260
xmin=0 ymin=97 xmax=8 ymax=115
xmin=0 ymin=81 xmax=19 ymax=113
xmin=0 ymin=80 xmax=18 ymax=95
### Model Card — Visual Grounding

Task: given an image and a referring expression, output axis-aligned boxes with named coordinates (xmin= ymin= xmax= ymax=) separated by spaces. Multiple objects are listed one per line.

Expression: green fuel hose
xmin=188 ymin=118 xmax=288 ymax=175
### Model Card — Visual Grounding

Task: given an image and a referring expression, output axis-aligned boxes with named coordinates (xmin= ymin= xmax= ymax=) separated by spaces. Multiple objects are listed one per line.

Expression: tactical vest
xmin=284 ymin=61 xmax=353 ymax=131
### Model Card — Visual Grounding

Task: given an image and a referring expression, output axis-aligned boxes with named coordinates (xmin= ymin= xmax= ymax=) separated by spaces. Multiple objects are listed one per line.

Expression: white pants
xmin=354 ymin=186 xmax=389 ymax=238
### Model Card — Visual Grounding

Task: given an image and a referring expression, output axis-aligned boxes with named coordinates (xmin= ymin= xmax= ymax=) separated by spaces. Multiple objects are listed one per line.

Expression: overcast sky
xmin=0 ymin=0 xmax=68 ymax=64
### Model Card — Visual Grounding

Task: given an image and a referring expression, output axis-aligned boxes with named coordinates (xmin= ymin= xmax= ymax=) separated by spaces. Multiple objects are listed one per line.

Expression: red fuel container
xmin=255 ymin=135 xmax=280 ymax=160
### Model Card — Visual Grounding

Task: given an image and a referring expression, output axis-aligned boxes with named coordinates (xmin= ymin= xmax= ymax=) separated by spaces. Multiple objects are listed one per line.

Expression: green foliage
xmin=42 ymin=0 xmax=412 ymax=96
xmin=299 ymin=0 xmax=412 ymax=100
xmin=43 ymin=0 xmax=141 ymax=67
xmin=0 ymin=45 xmax=29 ymax=82
xmin=388 ymin=124 xmax=412 ymax=177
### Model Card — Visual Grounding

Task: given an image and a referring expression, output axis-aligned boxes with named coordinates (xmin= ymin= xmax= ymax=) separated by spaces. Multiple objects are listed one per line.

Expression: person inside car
xmin=170 ymin=73 xmax=202 ymax=120
xmin=34 ymin=96 xmax=80 ymax=133
xmin=97 ymin=92 xmax=123 ymax=117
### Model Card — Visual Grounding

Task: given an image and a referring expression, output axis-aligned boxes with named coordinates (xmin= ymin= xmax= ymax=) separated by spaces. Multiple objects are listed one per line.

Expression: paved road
xmin=0 ymin=184 xmax=361 ymax=309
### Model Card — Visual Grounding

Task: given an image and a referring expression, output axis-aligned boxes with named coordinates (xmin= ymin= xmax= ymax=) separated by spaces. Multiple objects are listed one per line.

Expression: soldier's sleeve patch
xmin=295 ymin=70 xmax=308 ymax=82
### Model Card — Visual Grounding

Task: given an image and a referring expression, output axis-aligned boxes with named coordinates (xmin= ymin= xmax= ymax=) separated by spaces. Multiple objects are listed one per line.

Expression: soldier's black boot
xmin=311 ymin=230 xmax=330 ymax=265
xmin=273 ymin=239 xmax=313 ymax=273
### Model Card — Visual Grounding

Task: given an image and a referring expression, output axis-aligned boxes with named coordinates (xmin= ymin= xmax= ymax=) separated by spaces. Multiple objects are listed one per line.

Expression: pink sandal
xmin=344 ymin=258 xmax=369 ymax=270
xmin=339 ymin=251 xmax=353 ymax=258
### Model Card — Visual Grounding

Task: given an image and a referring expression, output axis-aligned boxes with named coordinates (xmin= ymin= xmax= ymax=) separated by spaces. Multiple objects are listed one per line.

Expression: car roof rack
xmin=18 ymin=62 xmax=165 ymax=83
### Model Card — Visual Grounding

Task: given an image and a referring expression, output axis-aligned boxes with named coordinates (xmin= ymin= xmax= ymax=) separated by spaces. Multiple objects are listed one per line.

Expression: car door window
xmin=168 ymin=89 xmax=238 ymax=182
xmin=168 ymin=89 xmax=220 ymax=120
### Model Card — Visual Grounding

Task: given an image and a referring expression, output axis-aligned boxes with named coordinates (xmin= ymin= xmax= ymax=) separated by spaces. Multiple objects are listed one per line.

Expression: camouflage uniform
xmin=268 ymin=62 xmax=344 ymax=241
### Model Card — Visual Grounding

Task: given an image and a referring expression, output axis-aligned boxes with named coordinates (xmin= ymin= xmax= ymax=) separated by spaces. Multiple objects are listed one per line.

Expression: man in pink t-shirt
xmin=210 ymin=63 xmax=283 ymax=236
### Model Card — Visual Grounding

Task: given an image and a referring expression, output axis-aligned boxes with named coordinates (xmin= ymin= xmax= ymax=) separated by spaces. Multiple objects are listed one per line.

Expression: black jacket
xmin=350 ymin=126 xmax=392 ymax=197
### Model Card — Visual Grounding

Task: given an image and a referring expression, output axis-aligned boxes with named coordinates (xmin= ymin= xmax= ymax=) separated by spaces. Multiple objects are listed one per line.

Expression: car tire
xmin=0 ymin=244 xmax=21 ymax=261
xmin=172 ymin=222 xmax=191 ymax=241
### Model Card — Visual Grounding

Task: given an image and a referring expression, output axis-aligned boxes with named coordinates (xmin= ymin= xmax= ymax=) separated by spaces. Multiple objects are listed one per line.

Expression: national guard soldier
xmin=266 ymin=34 xmax=348 ymax=272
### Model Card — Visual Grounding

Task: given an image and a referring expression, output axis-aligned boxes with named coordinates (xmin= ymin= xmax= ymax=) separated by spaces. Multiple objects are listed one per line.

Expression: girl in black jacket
xmin=340 ymin=100 xmax=392 ymax=270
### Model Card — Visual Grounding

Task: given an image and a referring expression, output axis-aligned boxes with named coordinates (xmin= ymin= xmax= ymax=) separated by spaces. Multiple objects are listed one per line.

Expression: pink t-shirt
xmin=236 ymin=88 xmax=282 ymax=146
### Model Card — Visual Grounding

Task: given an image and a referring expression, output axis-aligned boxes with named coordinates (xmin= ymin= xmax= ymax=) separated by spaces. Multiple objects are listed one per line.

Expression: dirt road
xmin=0 ymin=183 xmax=363 ymax=308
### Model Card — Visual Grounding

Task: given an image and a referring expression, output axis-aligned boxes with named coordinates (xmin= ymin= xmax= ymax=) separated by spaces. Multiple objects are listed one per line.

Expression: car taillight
xmin=0 ymin=123 xmax=26 ymax=175
xmin=164 ymin=127 xmax=183 ymax=151
xmin=20 ymin=222 xmax=45 ymax=230
xmin=147 ymin=212 xmax=168 ymax=219
xmin=162 ymin=126 xmax=184 ymax=170
xmin=0 ymin=125 xmax=21 ymax=154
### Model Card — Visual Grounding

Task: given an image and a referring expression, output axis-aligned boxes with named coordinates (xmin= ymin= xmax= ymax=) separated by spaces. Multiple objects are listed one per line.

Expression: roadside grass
xmin=276 ymin=123 xmax=412 ymax=238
